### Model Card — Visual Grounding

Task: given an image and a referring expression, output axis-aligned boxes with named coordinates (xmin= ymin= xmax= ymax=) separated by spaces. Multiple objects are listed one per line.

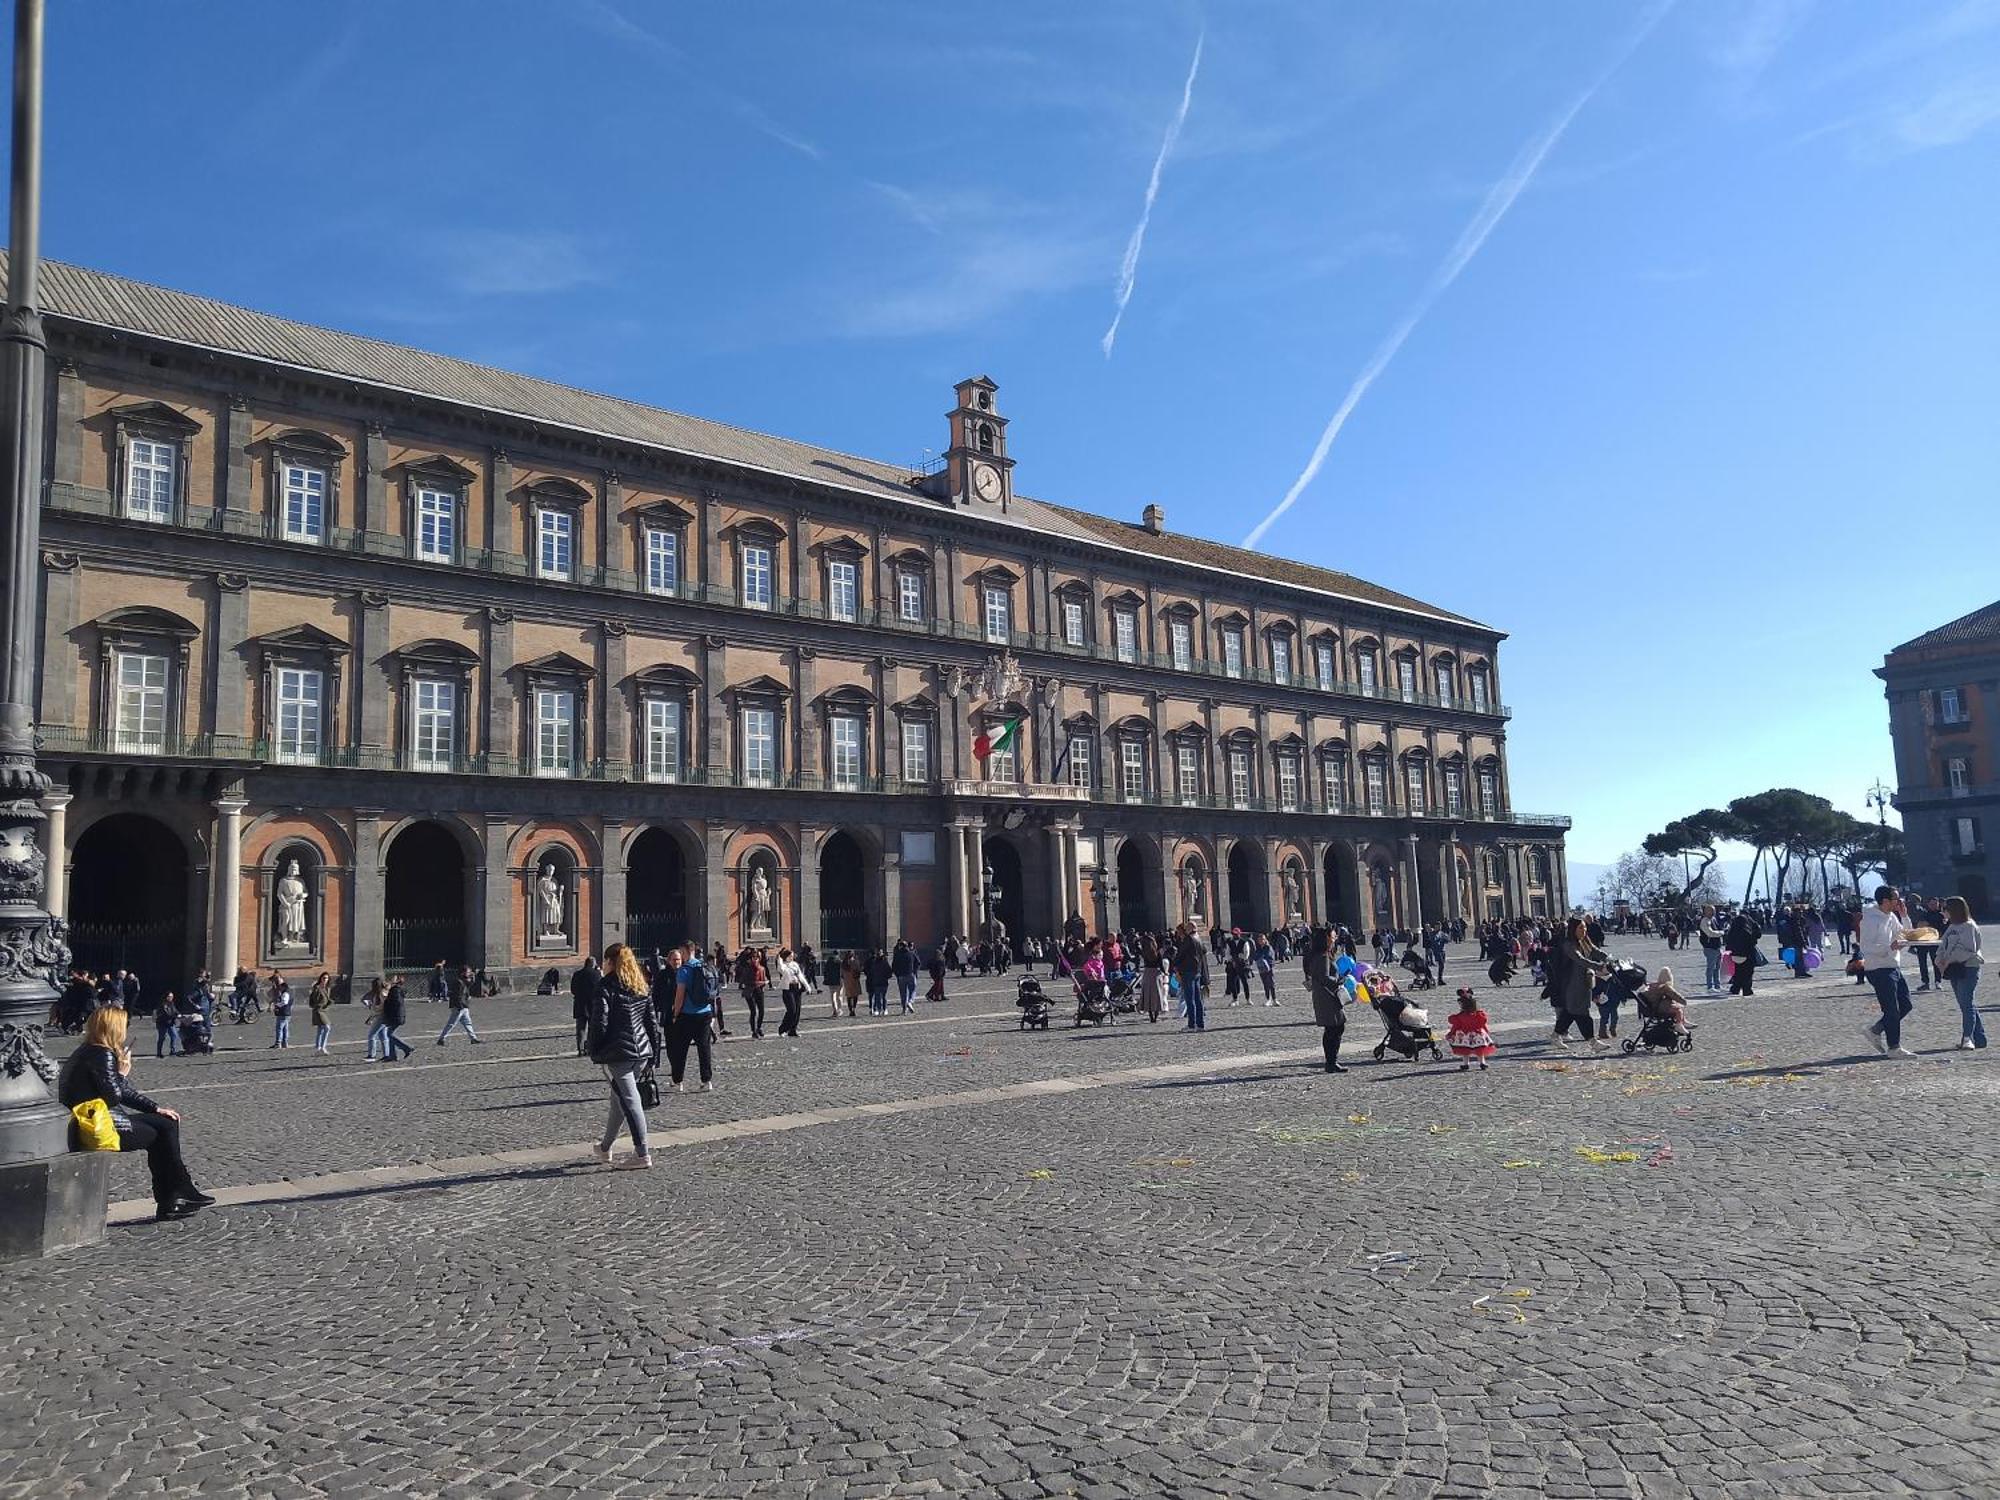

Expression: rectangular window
xmin=124 ymin=438 xmax=175 ymax=522
xmin=1940 ymin=687 xmax=1965 ymax=724
xmin=830 ymin=715 xmax=863 ymax=789
xmin=987 ymin=732 xmax=1017 ymax=784
xmin=537 ymin=508 xmax=574 ymax=581
xmin=1120 ymin=740 xmax=1146 ymax=803
xmin=644 ymin=698 xmax=682 ymax=783
xmin=1222 ymin=629 xmax=1244 ymax=679
xmin=415 ymin=486 xmax=456 ymax=563
xmin=984 ymin=586 xmax=1011 ymax=644
xmin=1957 ymin=816 xmax=1980 ymax=855
xmin=902 ymin=720 xmax=931 ymax=784
xmin=1406 ymin=761 xmax=1427 ymax=814
xmin=1397 ymin=658 xmax=1417 ymax=703
xmin=1322 ymin=756 xmax=1345 ymax=813
xmin=645 ymin=529 xmax=679 ymax=596
xmin=1357 ymin=651 xmax=1377 ymax=697
xmin=1948 ymin=757 xmax=1969 ymax=791
xmin=1444 ymin=765 xmax=1465 ymax=815
xmin=535 ymin=689 xmax=575 ymax=777
xmin=1365 ymin=759 xmax=1386 ymax=814
xmin=1170 ymin=620 xmax=1193 ymax=672
xmin=1176 ymin=743 xmax=1200 ymax=805
xmin=828 ymin=560 xmax=858 ymax=623
xmin=742 ymin=707 xmax=777 ymax=787
xmin=1434 ymin=665 xmax=1453 ymax=709
xmin=1277 ymin=756 xmax=1300 ymax=810
xmin=274 ymin=667 xmax=323 ymax=765
xmin=1068 ymin=734 xmax=1094 ymax=791
xmin=1469 ymin=670 xmax=1490 ymax=713
xmin=898 ymin=570 xmax=925 ymax=623
xmin=1228 ymin=747 xmax=1252 ymax=808
xmin=1062 ymin=599 xmax=1085 ymax=647
xmin=113 ymin=651 xmax=168 ymax=753
xmin=742 ymin=544 xmax=773 ymax=608
xmin=281 ymin=463 xmax=326 ymax=543
xmin=1114 ymin=611 xmax=1137 ymax=664
xmin=1478 ymin=768 xmax=1499 ymax=816
xmin=412 ymin=679 xmax=455 ymax=771
xmin=1315 ymin=643 xmax=1335 ymax=692
xmin=1270 ymin=636 xmax=1291 ymax=685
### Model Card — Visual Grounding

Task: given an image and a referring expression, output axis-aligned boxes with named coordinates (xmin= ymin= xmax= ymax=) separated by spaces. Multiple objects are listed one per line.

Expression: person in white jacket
xmin=772 ymin=948 xmax=808 ymax=1039
xmin=1858 ymin=886 xmax=1915 ymax=1056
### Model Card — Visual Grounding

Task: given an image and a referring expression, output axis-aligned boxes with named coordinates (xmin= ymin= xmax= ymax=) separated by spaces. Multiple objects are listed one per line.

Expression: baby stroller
xmin=1399 ymin=946 xmax=1437 ymax=991
xmin=178 ymin=1008 xmax=215 ymax=1056
xmin=1487 ymin=953 xmax=1518 ymax=987
xmin=1625 ymin=981 xmax=1694 ymax=1055
xmin=1016 ymin=976 xmax=1053 ymax=1031
xmin=1073 ymin=978 xmax=1114 ymax=1027
xmin=1106 ymin=971 xmax=1138 ymax=1015
xmin=1372 ymin=988 xmax=1443 ymax=1063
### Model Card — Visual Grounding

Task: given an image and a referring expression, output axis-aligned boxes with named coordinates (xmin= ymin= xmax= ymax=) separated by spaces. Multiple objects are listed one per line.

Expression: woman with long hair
xmin=1139 ymin=933 xmax=1167 ymax=1023
xmin=57 ymin=1006 xmax=213 ymax=1220
xmin=588 ymin=943 xmax=661 ymax=1168
xmin=1937 ymin=895 xmax=1986 ymax=1050
xmin=1553 ymin=916 xmax=1608 ymax=1049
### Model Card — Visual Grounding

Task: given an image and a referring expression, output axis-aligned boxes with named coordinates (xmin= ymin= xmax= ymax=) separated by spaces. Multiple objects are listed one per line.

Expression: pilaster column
xmin=599 ymin=470 xmax=622 ymax=580
xmin=51 ymin=359 xmax=82 ymax=488
xmin=964 ymin=824 xmax=983 ymax=936
xmin=703 ymin=823 xmax=729 ymax=948
xmin=221 ymin=395 xmax=252 ymax=514
xmin=485 ymin=448 xmax=511 ymax=557
xmin=481 ymin=815 xmax=512 ymax=975
xmin=1404 ymin=833 xmax=1424 ymax=928
xmin=355 ymin=590 xmax=389 ymax=752
xmin=1158 ymin=835 xmax=1178 ymax=930
xmin=1047 ymin=823 xmax=1068 ymax=937
xmin=601 ymin=622 xmax=629 ymax=772
xmin=41 ymin=791 xmax=69 ymax=919
xmin=942 ymin=821 xmax=966 ymax=939
xmin=485 ymin=608 xmax=516 ymax=765
xmin=212 ymin=795 xmax=246 ymax=978
xmin=599 ymin=817 xmax=626 ymax=955
xmin=358 ymin=422 xmax=387 ymax=538
xmin=35 ymin=548 xmax=77 ymax=727
xmin=1264 ymin=836 xmax=1284 ymax=932
xmin=1308 ymin=838 xmax=1328 ymax=927
xmin=881 ymin=849 xmax=903 ymax=944
xmin=211 ymin=572 xmax=249 ymax=743
xmin=797 ymin=823 xmax=821 ymax=951
xmin=351 ymin=811 xmax=384 ymax=980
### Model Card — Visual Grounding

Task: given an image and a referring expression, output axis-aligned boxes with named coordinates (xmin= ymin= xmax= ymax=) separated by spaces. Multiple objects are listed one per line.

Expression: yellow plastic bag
xmin=71 ymin=1099 xmax=119 ymax=1151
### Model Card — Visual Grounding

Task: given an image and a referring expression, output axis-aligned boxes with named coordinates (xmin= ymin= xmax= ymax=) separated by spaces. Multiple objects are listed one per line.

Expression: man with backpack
xmin=890 ymin=939 xmax=919 ymax=1014
xmin=667 ymin=942 xmax=719 ymax=1092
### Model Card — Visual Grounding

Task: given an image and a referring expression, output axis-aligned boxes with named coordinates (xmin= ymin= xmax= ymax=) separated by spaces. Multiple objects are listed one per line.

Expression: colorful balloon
xmin=1779 ymin=947 xmax=1797 ymax=966
xmin=1803 ymin=948 xmax=1822 ymax=971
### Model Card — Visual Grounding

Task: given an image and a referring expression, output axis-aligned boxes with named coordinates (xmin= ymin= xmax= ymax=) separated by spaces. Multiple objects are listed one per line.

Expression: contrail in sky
xmin=1102 ymin=31 xmax=1205 ymax=358
xmin=1240 ymin=2 xmax=1675 ymax=549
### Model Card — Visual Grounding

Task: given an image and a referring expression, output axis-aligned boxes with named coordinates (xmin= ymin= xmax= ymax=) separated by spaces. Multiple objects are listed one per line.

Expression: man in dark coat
xmin=571 ymin=956 xmax=601 ymax=1055
xmin=1305 ymin=929 xmax=1348 ymax=1073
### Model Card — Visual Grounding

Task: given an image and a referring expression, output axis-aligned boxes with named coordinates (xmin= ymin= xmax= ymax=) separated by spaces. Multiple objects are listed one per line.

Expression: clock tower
xmin=943 ymin=376 xmax=1013 ymax=509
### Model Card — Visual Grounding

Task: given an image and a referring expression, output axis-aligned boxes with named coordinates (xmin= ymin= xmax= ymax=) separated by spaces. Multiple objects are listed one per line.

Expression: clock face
xmin=972 ymin=463 xmax=1003 ymax=501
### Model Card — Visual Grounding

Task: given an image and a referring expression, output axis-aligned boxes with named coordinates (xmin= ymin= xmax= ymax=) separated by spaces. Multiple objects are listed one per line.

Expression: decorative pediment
xmin=400 ymin=454 xmax=477 ymax=485
xmin=627 ymin=663 xmax=701 ymax=691
xmin=723 ymin=515 xmax=786 ymax=543
xmin=1317 ymin=735 xmax=1350 ymax=753
xmin=892 ymin=691 xmax=937 ymax=715
xmin=107 ymin=400 xmax=200 ymax=437
xmin=250 ymin=624 xmax=350 ymax=658
xmin=629 ymin=498 xmax=694 ymax=528
xmin=971 ymin=564 xmax=1021 ymax=586
xmin=817 ymin=684 xmax=877 ymax=710
xmin=812 ymin=533 xmax=868 ymax=560
xmin=1052 ymin=578 xmax=1091 ymax=600
xmin=1213 ymin=610 xmax=1249 ymax=630
xmin=723 ymin=674 xmax=792 ymax=702
xmin=388 ymin=637 xmax=480 ymax=673
xmin=1263 ymin=619 xmax=1298 ymax=638
xmin=1161 ymin=600 xmax=1199 ymax=620
xmin=267 ymin=428 xmax=345 ymax=461
xmin=521 ymin=475 xmax=592 ymax=507
xmin=1170 ymin=718 xmax=1207 ymax=740
xmin=516 ymin=650 xmax=596 ymax=681
xmin=1104 ymin=587 xmax=1145 ymax=609
xmin=1061 ymin=710 xmax=1099 ymax=731
xmin=95 ymin=605 xmax=199 ymax=643
xmin=886 ymin=546 xmax=932 ymax=571
xmin=1270 ymin=731 xmax=1306 ymax=750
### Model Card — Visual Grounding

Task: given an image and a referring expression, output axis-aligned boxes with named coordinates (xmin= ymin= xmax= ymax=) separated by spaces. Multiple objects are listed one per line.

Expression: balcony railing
xmin=47 ymin=484 xmax=1513 ymax=720
xmin=1895 ymin=782 xmax=2000 ymax=808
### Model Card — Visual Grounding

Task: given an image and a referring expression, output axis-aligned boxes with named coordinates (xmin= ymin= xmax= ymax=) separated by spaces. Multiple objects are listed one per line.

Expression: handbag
xmin=1750 ymin=948 xmax=1769 ymax=968
xmin=636 ymin=1067 xmax=662 ymax=1109
xmin=70 ymin=1098 xmax=120 ymax=1151
xmin=1845 ymin=956 xmax=1866 ymax=977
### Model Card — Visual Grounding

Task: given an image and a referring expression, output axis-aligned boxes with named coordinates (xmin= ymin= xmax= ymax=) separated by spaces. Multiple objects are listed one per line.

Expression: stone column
xmin=357 ymin=422 xmax=387 ymax=538
xmin=212 ymin=795 xmax=246 ymax=979
xmin=485 ymin=609 xmax=516 ymax=766
xmin=351 ymin=811 xmax=384 ymax=980
xmin=1264 ymin=836 xmax=1285 ymax=931
xmin=601 ymin=622 xmax=629 ymax=773
xmin=599 ymin=817 xmax=626 ymax=954
xmin=942 ymin=821 xmax=966 ymax=939
xmin=355 ymin=591 xmax=390 ymax=753
xmin=485 ymin=448 xmax=511 ymax=557
xmin=481 ymin=815 xmax=512 ymax=976
xmin=599 ymin=470 xmax=622 ymax=581
xmin=964 ymin=824 xmax=984 ymax=936
xmin=1047 ymin=823 xmax=1069 ymax=936
xmin=881 ymin=847 xmax=903 ymax=944
xmin=1307 ymin=838 xmax=1328 ymax=927
xmin=703 ymin=636 xmax=728 ymax=777
xmin=1404 ymin=833 xmax=1424 ymax=928
xmin=1215 ymin=839 xmax=1235 ymax=932
xmin=51 ymin=359 xmax=82 ymax=489
xmin=221 ymin=395 xmax=253 ymax=515
xmin=41 ymin=791 xmax=69 ymax=919
xmin=35 ymin=548 xmax=77 ymax=727
xmin=703 ymin=823 xmax=730 ymax=948
xmin=1158 ymin=836 xmax=1179 ymax=931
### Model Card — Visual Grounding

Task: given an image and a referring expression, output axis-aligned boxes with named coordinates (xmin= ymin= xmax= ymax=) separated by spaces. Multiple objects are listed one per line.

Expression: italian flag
xmin=972 ymin=715 xmax=1025 ymax=761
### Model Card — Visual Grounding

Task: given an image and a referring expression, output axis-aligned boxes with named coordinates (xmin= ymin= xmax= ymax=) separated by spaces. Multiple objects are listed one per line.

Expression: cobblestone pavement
xmin=5 ymin=944 xmax=1996 ymax=1499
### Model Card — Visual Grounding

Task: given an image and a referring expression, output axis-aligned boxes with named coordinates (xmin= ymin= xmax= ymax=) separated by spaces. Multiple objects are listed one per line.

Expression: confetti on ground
xmin=1501 ymin=1159 xmax=1543 ymax=1169
xmin=1428 ymin=1124 xmax=1459 ymax=1135
xmin=1025 ymin=1169 xmax=1054 ymax=1180
xmin=1347 ymin=1113 xmax=1373 ymax=1126
xmin=1340 ymin=1170 xmax=1366 ymax=1183
xmin=1573 ymin=1146 xmax=1641 ymax=1165
xmin=1134 ymin=1157 xmax=1197 ymax=1168
xmin=1470 ymin=1295 xmax=1529 ymax=1324
xmin=1502 ymin=1288 xmax=1535 ymax=1300
xmin=1729 ymin=1072 xmax=1810 ymax=1088
xmin=1255 ymin=1125 xmax=1350 ymax=1146
xmin=1366 ymin=1250 xmax=1413 ymax=1264
xmin=1532 ymin=1061 xmax=1570 ymax=1073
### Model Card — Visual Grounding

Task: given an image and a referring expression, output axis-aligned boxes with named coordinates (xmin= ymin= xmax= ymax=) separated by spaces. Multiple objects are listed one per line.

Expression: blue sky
xmin=22 ymin=0 xmax=2000 ymax=860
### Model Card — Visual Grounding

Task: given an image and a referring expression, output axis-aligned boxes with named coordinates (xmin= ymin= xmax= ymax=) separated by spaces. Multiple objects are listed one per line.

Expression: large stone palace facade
xmin=19 ymin=256 xmax=1569 ymax=990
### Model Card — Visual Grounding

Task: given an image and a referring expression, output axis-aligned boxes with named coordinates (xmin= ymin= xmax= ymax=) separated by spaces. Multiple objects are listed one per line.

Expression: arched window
xmin=977 ymin=423 xmax=995 ymax=454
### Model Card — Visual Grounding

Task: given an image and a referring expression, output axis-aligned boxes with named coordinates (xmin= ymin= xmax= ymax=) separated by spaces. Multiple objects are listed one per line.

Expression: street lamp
xmin=1866 ymin=779 xmax=1893 ymax=827
xmin=0 ymin=0 xmax=99 ymax=1260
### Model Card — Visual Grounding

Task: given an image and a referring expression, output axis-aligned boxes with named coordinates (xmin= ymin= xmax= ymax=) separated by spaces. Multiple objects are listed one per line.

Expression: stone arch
xmin=818 ymin=827 xmax=877 ymax=952
xmin=1111 ymin=833 xmax=1162 ymax=934
xmin=1224 ymin=838 xmax=1269 ymax=933
xmin=67 ymin=810 xmax=198 ymax=1004
xmin=381 ymin=817 xmax=478 ymax=973
xmin=1321 ymin=837 xmax=1364 ymax=931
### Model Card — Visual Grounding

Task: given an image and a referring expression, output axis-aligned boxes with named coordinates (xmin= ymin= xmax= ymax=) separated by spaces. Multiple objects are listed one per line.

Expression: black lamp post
xmin=978 ymin=860 xmax=998 ymax=940
xmin=0 ymin=0 xmax=98 ymax=1260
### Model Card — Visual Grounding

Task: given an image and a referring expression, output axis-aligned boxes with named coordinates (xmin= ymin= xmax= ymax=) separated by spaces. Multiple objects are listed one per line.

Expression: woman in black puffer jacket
xmin=589 ymin=944 xmax=662 ymax=1169
xmin=57 ymin=1006 xmax=214 ymax=1220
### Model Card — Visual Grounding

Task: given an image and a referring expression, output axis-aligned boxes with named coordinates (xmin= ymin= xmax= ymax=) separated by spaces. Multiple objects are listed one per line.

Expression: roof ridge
xmin=1889 ymin=597 xmax=2000 ymax=655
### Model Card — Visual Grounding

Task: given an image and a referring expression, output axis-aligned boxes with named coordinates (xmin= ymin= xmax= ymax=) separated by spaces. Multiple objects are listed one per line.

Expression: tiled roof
xmin=1890 ymin=599 xmax=2000 ymax=656
xmin=11 ymin=253 xmax=1486 ymax=632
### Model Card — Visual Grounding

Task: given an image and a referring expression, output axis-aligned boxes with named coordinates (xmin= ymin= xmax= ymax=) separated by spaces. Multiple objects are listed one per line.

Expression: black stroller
xmin=1106 ymin=972 xmax=1139 ymax=1015
xmin=1372 ymin=989 xmax=1443 ymax=1063
xmin=1016 ymin=976 xmax=1053 ymax=1031
xmin=178 ymin=1007 xmax=216 ymax=1056
xmin=1399 ymin=947 xmax=1437 ymax=990
xmin=1073 ymin=978 xmax=1114 ymax=1027
xmin=1624 ymin=975 xmax=1694 ymax=1055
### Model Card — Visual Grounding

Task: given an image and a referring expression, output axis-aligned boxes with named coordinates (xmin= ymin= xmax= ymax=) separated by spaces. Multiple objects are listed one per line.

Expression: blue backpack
xmin=683 ymin=961 xmax=717 ymax=1009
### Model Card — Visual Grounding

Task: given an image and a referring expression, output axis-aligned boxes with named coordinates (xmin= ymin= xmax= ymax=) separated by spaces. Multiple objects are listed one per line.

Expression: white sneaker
xmin=1957 ymin=1038 xmax=1977 ymax=1050
xmin=700 ymin=1081 xmax=715 ymax=1093
xmin=1862 ymin=1025 xmax=1886 ymax=1055
xmin=592 ymin=1144 xmax=614 ymax=1165
xmin=1264 ymin=999 xmax=1275 ymax=1007
xmin=616 ymin=1153 xmax=654 ymax=1170
xmin=1591 ymin=1036 xmax=1611 ymax=1051
xmin=1892 ymin=1047 xmax=1918 ymax=1058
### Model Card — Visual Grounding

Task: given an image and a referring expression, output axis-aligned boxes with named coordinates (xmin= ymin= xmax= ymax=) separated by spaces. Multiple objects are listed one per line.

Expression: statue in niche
xmin=535 ymin=861 xmax=567 ymax=941
xmin=1282 ymin=866 xmax=1302 ymax=923
xmin=748 ymin=864 xmax=773 ymax=934
xmin=274 ymin=859 xmax=309 ymax=950
xmin=1181 ymin=864 xmax=1203 ymax=922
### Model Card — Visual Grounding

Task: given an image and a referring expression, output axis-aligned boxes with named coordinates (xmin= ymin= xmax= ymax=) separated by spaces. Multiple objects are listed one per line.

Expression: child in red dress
xmin=1446 ymin=987 xmax=1496 ymax=1071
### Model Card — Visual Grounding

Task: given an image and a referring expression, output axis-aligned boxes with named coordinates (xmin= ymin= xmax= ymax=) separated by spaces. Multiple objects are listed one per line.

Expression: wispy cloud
xmin=425 ymin=231 xmax=607 ymax=298
xmin=1101 ymin=30 xmax=1205 ymax=358
xmin=575 ymin=0 xmax=823 ymax=161
xmin=1710 ymin=0 xmax=1814 ymax=82
xmin=1240 ymin=2 xmax=1676 ymax=551
xmin=839 ymin=231 xmax=1104 ymax=340
xmin=1884 ymin=68 xmax=2000 ymax=149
